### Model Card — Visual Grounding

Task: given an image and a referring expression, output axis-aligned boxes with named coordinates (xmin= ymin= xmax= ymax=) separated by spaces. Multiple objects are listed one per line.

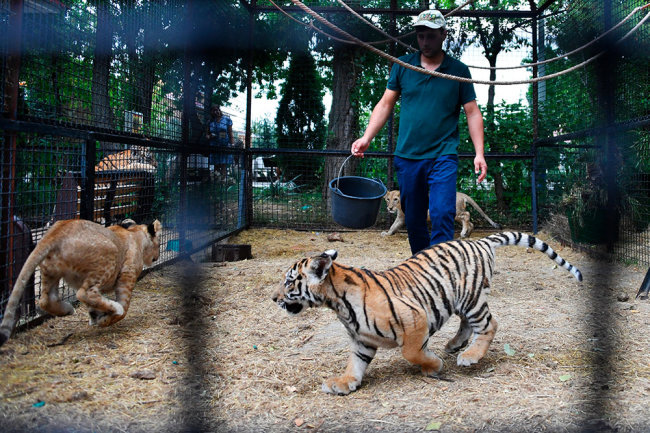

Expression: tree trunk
xmin=140 ymin=9 xmax=158 ymax=129
xmin=187 ymin=58 xmax=205 ymax=144
xmin=322 ymin=45 xmax=359 ymax=206
xmin=123 ymin=8 xmax=156 ymax=131
xmin=51 ymin=55 xmax=62 ymax=119
xmin=91 ymin=0 xmax=118 ymax=153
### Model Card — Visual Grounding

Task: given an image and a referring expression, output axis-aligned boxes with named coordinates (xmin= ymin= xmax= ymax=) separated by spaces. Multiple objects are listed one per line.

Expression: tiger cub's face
xmin=384 ymin=190 xmax=402 ymax=215
xmin=272 ymin=250 xmax=338 ymax=315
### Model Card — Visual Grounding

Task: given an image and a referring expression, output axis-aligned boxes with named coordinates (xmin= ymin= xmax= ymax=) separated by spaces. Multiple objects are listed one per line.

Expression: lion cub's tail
xmin=464 ymin=194 xmax=502 ymax=229
xmin=0 ymin=238 xmax=55 ymax=347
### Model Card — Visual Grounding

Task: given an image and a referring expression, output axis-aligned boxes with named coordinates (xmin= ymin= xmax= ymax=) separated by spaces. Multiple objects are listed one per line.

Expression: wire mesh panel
xmin=0 ymin=0 xmax=247 ymax=330
xmin=249 ymin=3 xmax=536 ymax=233
xmin=535 ymin=0 xmax=650 ymax=265
xmin=0 ymin=134 xmax=229 ymax=327
xmin=251 ymin=151 xmax=394 ymax=230
xmin=2 ymin=0 xmax=650 ymax=431
xmin=0 ymin=0 xmax=9 ymax=114
xmin=17 ymin=0 xmax=183 ymax=141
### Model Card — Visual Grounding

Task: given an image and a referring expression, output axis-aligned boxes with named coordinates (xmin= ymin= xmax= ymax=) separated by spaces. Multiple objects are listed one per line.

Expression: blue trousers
xmin=394 ymin=155 xmax=458 ymax=254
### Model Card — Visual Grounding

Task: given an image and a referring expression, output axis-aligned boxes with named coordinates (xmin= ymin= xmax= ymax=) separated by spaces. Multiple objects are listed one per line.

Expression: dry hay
xmin=1 ymin=228 xmax=649 ymax=433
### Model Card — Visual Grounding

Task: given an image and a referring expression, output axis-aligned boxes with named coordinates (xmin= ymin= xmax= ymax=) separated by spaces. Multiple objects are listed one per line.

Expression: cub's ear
xmin=148 ymin=219 xmax=162 ymax=237
xmin=120 ymin=218 xmax=137 ymax=229
xmin=306 ymin=251 xmax=336 ymax=283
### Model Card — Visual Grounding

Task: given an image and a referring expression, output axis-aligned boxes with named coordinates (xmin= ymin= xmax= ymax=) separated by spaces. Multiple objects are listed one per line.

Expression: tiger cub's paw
xmin=322 ymin=375 xmax=360 ymax=395
xmin=421 ymin=357 xmax=444 ymax=377
xmin=444 ymin=338 xmax=469 ymax=354
xmin=456 ymin=350 xmax=481 ymax=366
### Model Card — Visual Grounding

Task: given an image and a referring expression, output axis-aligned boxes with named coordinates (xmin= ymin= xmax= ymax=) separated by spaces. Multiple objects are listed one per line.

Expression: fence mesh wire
xmin=535 ymin=0 xmax=650 ymax=264
xmin=3 ymin=0 xmax=649 ymax=328
xmin=247 ymin=6 xmax=534 ymax=233
xmin=0 ymin=0 xmax=245 ymax=328
xmin=0 ymin=5 xmax=649 ymax=428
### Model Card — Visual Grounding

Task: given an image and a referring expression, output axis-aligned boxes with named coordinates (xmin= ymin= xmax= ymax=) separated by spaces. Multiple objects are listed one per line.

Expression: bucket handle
xmin=334 ymin=155 xmax=387 ymax=196
xmin=335 ymin=154 xmax=355 ymax=191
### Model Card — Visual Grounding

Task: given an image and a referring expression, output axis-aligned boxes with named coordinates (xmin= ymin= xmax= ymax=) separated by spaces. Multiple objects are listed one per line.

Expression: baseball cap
xmin=413 ymin=9 xmax=446 ymax=30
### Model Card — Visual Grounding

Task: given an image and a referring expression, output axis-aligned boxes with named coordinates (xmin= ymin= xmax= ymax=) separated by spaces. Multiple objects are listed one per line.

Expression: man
xmin=351 ymin=9 xmax=487 ymax=254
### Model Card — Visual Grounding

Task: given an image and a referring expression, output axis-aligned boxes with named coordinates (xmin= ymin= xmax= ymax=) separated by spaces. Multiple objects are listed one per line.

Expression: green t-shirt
xmin=386 ymin=51 xmax=476 ymax=160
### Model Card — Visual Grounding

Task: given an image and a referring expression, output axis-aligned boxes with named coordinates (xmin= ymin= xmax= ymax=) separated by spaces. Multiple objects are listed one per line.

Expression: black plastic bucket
xmin=329 ymin=156 xmax=387 ymax=229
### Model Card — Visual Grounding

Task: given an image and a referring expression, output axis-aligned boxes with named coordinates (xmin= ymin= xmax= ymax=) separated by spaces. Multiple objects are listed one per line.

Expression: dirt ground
xmin=1 ymin=228 xmax=649 ymax=433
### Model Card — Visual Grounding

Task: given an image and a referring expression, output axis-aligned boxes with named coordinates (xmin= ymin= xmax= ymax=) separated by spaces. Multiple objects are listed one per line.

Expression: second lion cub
xmin=382 ymin=190 xmax=501 ymax=238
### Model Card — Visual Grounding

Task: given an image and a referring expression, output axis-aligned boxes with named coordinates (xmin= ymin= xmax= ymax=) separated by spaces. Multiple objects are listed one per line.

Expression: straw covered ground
xmin=1 ymin=228 xmax=649 ymax=432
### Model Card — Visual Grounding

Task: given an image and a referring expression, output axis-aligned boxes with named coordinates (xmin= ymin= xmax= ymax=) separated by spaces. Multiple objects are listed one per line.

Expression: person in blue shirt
xmin=351 ymin=9 xmax=487 ymax=254
xmin=207 ymin=105 xmax=235 ymax=180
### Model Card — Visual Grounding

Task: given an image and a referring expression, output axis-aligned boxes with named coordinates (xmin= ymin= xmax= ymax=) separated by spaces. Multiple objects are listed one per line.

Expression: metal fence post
xmin=244 ymin=0 xmax=256 ymax=229
xmin=531 ymin=2 xmax=539 ymax=234
xmin=1 ymin=0 xmax=23 ymax=309
xmin=79 ymin=137 xmax=96 ymax=221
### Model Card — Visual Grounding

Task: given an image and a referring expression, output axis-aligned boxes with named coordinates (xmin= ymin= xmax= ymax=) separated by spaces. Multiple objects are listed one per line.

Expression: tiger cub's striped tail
xmin=485 ymin=232 xmax=583 ymax=282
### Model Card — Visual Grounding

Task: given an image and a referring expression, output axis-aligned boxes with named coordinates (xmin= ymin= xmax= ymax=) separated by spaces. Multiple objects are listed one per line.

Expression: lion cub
xmin=0 ymin=218 xmax=162 ymax=347
xmin=382 ymin=190 xmax=501 ymax=238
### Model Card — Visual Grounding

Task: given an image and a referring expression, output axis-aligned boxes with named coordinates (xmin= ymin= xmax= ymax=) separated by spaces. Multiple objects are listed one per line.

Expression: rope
xmin=270 ymin=1 xmax=648 ymax=73
xmin=268 ymin=0 xmax=475 ymax=51
xmin=333 ymin=2 xmax=649 ymax=71
xmin=334 ymin=0 xmax=414 ymax=51
xmin=267 ymin=0 xmax=357 ymax=45
xmin=440 ymin=3 xmax=650 ymax=71
xmin=287 ymin=0 xmax=650 ymax=86
xmin=332 ymin=0 xmax=475 ymax=51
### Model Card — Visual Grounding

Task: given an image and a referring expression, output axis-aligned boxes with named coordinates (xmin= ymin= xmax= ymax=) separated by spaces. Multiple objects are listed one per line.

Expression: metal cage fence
xmin=16 ymin=0 xmax=184 ymax=141
xmin=534 ymin=0 xmax=650 ymax=265
xmin=0 ymin=129 xmax=245 ymax=328
xmin=0 ymin=0 xmax=9 ymax=115
xmin=249 ymin=149 xmax=532 ymax=232
xmin=1 ymin=2 xmax=650 ymax=432
xmin=1 ymin=0 xmax=649 ymax=341
xmin=0 ymin=0 xmax=250 ymax=330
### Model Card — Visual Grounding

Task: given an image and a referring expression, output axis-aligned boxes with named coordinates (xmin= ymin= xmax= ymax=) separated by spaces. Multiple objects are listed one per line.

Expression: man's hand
xmin=351 ymin=138 xmax=371 ymax=158
xmin=474 ymin=155 xmax=487 ymax=183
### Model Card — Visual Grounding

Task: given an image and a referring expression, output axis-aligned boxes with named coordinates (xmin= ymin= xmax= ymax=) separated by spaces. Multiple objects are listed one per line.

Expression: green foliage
xmin=356 ymin=157 xmax=391 ymax=188
xmin=459 ymin=101 xmax=533 ymax=218
xmin=251 ymin=117 xmax=277 ymax=148
xmin=275 ymin=51 xmax=327 ymax=187
xmin=535 ymin=1 xmax=650 ymax=237
xmin=14 ymin=136 xmax=83 ymax=222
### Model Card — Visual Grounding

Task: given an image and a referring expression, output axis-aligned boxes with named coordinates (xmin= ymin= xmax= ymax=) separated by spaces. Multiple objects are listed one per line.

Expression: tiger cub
xmin=95 ymin=146 xmax=157 ymax=173
xmin=0 ymin=218 xmax=162 ymax=347
xmin=272 ymin=232 xmax=582 ymax=395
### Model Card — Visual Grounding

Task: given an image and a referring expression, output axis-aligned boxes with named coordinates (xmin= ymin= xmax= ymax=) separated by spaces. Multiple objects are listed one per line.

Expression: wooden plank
xmin=76 ymin=177 xmax=143 ymax=223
